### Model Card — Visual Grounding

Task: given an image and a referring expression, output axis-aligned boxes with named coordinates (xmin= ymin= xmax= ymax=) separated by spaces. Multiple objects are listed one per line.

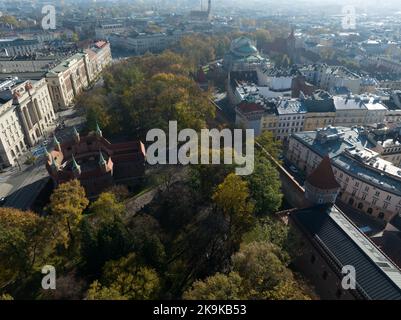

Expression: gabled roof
xmin=291 ymin=205 xmax=401 ymax=300
xmin=306 ymin=156 xmax=340 ymax=190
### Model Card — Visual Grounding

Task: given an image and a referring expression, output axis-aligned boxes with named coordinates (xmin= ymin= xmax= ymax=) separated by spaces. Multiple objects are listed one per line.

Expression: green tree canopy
xmin=246 ymin=157 xmax=282 ymax=215
xmin=47 ymin=180 xmax=89 ymax=247
xmin=183 ymin=272 xmax=243 ymax=300
xmin=87 ymin=253 xmax=160 ymax=300
xmin=0 ymin=208 xmax=50 ymax=288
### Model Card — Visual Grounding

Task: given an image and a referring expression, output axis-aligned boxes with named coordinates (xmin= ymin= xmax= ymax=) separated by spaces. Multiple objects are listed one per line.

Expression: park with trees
xmin=0 ymin=32 xmax=314 ymax=300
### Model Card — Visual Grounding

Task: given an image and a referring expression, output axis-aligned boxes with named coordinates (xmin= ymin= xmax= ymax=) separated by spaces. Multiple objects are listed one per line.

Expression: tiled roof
xmin=306 ymin=156 xmax=340 ymax=190
xmin=291 ymin=205 xmax=401 ymax=300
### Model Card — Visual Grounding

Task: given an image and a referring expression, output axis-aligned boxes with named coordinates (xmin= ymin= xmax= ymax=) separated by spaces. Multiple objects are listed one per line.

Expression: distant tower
xmin=304 ymin=156 xmax=340 ymax=205
xmin=207 ymin=0 xmax=212 ymax=15
xmin=287 ymin=26 xmax=296 ymax=63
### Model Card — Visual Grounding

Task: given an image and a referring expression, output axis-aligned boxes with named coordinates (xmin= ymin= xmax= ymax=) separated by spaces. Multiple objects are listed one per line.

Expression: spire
xmin=73 ymin=126 xmax=80 ymax=143
xmin=53 ymin=135 xmax=61 ymax=151
xmin=71 ymin=154 xmax=81 ymax=176
xmin=99 ymin=150 xmax=106 ymax=166
xmin=95 ymin=122 xmax=102 ymax=137
xmin=99 ymin=150 xmax=109 ymax=173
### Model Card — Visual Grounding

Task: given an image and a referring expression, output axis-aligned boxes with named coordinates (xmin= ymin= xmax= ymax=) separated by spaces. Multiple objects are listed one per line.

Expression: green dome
xmin=231 ymin=37 xmax=258 ymax=57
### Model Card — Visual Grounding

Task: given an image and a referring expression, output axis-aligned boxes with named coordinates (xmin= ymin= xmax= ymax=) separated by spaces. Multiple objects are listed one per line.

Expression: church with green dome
xmin=223 ymin=36 xmax=270 ymax=72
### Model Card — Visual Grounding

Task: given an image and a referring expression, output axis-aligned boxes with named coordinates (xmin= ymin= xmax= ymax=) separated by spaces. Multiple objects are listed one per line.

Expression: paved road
xmin=0 ymin=108 xmax=84 ymax=211
xmin=2 ymin=160 xmax=49 ymax=210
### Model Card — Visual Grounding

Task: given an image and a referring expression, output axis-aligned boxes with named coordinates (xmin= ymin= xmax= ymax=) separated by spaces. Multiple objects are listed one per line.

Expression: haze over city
xmin=1 ymin=0 xmax=401 ymax=307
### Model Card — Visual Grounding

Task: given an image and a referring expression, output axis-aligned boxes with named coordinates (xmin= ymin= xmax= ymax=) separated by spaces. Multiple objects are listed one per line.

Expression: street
xmin=0 ymin=107 xmax=85 ymax=211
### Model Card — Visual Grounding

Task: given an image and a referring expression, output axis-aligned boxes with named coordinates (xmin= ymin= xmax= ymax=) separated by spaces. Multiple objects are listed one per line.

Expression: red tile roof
xmin=306 ymin=156 xmax=340 ymax=190
xmin=95 ymin=41 xmax=107 ymax=49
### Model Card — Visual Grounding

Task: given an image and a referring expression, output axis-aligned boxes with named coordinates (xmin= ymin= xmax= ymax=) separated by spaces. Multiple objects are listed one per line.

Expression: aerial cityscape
xmin=1 ymin=0 xmax=401 ymax=304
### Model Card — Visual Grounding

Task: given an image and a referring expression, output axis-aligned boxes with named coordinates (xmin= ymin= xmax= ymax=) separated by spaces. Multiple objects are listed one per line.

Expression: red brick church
xmin=45 ymin=124 xmax=146 ymax=199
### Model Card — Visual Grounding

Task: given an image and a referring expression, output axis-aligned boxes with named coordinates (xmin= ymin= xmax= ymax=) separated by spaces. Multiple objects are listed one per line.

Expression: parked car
xmin=0 ymin=197 xmax=6 ymax=206
xmin=289 ymin=165 xmax=298 ymax=173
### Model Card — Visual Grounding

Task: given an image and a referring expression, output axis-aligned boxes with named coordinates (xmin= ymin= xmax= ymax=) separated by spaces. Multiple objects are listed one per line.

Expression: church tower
xmin=304 ymin=156 xmax=340 ymax=205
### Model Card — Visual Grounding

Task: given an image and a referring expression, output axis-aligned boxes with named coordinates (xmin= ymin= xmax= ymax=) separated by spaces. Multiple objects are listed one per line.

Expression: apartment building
xmin=275 ymin=98 xmax=307 ymax=141
xmin=333 ymin=95 xmax=388 ymax=127
xmin=10 ymin=79 xmax=56 ymax=146
xmin=84 ymin=41 xmax=113 ymax=82
xmin=109 ymin=31 xmax=185 ymax=55
xmin=300 ymin=64 xmax=363 ymax=94
xmin=0 ymin=97 xmax=28 ymax=168
xmin=0 ymin=38 xmax=42 ymax=57
xmin=0 ymin=55 xmax=57 ymax=73
xmin=46 ymin=53 xmax=90 ymax=110
xmin=0 ymin=79 xmax=56 ymax=167
xmin=287 ymin=126 xmax=401 ymax=222
xmin=302 ymin=90 xmax=336 ymax=131
xmin=366 ymin=125 xmax=401 ymax=167
xmin=95 ymin=23 xmax=126 ymax=40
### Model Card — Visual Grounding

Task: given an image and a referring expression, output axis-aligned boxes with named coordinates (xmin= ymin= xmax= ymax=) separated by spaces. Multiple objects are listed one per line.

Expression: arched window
xmin=378 ymin=212 xmax=385 ymax=220
xmin=358 ymin=203 xmax=363 ymax=210
xmin=367 ymin=208 xmax=373 ymax=215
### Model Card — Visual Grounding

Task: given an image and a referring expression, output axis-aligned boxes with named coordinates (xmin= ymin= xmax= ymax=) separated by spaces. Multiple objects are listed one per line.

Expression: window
xmin=322 ymin=271 xmax=328 ymax=280
xmin=378 ymin=212 xmax=385 ymax=220
xmin=386 ymin=195 xmax=392 ymax=201
xmin=310 ymin=255 xmax=316 ymax=264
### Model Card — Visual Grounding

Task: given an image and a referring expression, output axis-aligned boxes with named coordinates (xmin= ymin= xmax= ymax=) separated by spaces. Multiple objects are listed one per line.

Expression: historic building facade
xmin=0 ymin=78 xmax=57 ymax=168
xmin=287 ymin=126 xmax=401 ymax=222
xmin=46 ymin=52 xmax=91 ymax=110
xmin=46 ymin=126 xmax=146 ymax=199
xmin=11 ymin=79 xmax=56 ymax=146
